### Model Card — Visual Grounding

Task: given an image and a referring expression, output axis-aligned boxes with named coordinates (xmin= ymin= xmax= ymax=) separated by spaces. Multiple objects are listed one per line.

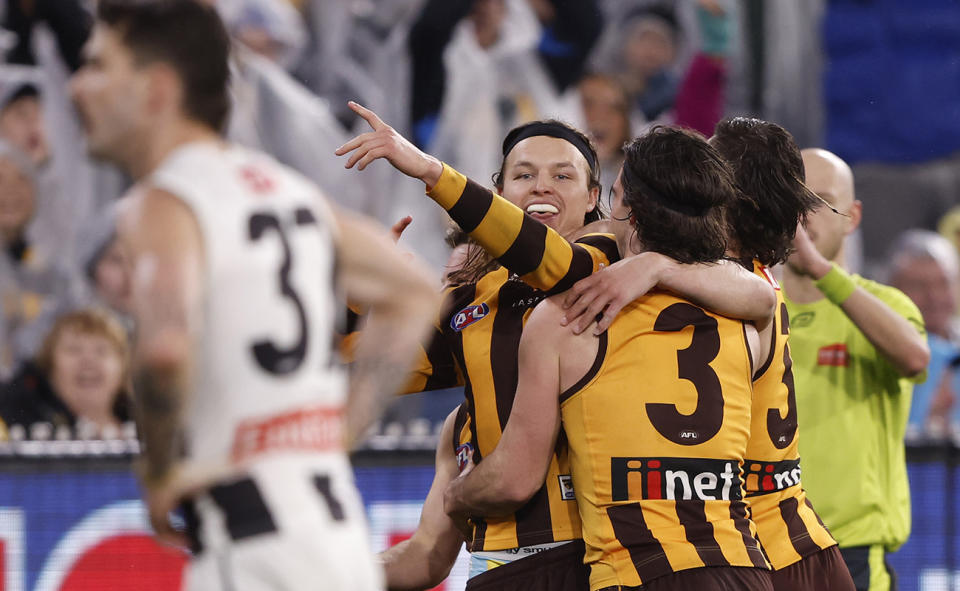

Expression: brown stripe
xmin=729 ymin=500 xmax=768 ymax=568
xmin=447 ymin=179 xmax=494 ymax=233
xmin=546 ymin=245 xmax=596 ymax=295
xmin=343 ymin=307 xmax=361 ymax=334
xmin=514 ymin=483 xmax=556 ymax=546
xmin=607 ymin=503 xmax=674 ymax=584
xmin=675 ymin=501 xmax=729 ymax=566
xmin=452 ymin=403 xmax=469 ymax=452
xmin=804 ymin=498 xmax=828 ymax=530
xmin=560 ymin=331 xmax=607 ymax=403
xmin=752 ymin=314 xmax=777 ymax=380
xmin=489 ymin=282 xmax=529 ymax=431
xmin=497 ymin=214 xmax=548 ymax=277
xmin=575 ymin=234 xmax=621 ymax=264
xmin=423 ymin=326 xmax=460 ymax=391
xmin=742 ymin=323 xmax=754 ymax=378
xmin=779 ymin=496 xmax=823 ymax=558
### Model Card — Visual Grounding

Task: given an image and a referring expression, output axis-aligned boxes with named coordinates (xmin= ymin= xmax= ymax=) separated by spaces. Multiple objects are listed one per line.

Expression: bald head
xmin=801 ymin=148 xmax=855 ymax=211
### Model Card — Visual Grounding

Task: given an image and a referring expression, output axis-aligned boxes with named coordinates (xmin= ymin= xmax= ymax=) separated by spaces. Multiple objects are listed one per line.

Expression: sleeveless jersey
xmin=149 ymin=141 xmax=346 ymax=482
xmin=743 ymin=261 xmax=836 ymax=569
xmin=560 ymin=294 xmax=768 ymax=590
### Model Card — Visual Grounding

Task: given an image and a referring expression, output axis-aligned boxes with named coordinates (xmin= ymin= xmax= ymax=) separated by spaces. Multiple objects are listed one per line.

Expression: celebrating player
xmin=444 ymin=126 xmax=774 ymax=591
xmin=70 ymin=1 xmax=439 ymax=589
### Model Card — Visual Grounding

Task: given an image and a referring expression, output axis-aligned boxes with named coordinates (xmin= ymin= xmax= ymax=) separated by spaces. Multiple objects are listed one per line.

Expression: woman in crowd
xmin=0 ymin=308 xmax=132 ymax=439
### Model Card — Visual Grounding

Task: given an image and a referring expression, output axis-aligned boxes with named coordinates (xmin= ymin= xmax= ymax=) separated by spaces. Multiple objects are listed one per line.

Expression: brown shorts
xmin=465 ymin=540 xmax=590 ymax=591
xmin=596 ymin=566 xmax=773 ymax=591
xmin=771 ymin=545 xmax=856 ymax=591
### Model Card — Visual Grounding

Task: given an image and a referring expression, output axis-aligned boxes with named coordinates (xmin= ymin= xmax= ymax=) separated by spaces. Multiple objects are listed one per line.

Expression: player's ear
xmin=845 ymin=200 xmax=863 ymax=235
xmin=587 ymin=184 xmax=600 ymax=213
xmin=145 ymin=62 xmax=183 ymax=117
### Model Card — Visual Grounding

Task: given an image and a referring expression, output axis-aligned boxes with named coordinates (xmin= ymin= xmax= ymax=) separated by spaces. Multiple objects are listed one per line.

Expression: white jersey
xmin=149 ymin=141 xmax=347 ymax=479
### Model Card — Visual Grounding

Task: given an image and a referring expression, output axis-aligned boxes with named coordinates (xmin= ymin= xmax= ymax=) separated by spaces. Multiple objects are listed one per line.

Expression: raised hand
xmin=788 ymin=223 xmax=832 ymax=280
xmin=335 ymin=101 xmax=443 ymax=187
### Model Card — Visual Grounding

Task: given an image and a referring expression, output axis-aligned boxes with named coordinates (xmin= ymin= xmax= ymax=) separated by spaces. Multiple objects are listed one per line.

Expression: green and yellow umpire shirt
xmin=784 ymin=274 xmax=925 ymax=552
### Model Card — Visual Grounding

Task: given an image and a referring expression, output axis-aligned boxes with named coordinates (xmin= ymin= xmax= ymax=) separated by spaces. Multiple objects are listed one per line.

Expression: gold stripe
xmin=469 ymin=194 xmax=525 ymax=258
xmin=427 ymin=163 xmax=468 ymax=209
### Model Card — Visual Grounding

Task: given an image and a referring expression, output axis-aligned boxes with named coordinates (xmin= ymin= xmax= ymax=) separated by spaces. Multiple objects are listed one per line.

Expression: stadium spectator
xmin=0 ymin=79 xmax=49 ymax=165
xmin=614 ymin=6 xmax=679 ymax=122
xmin=0 ymin=308 xmax=131 ymax=439
xmin=886 ymin=230 xmax=960 ymax=440
xmin=2 ymin=0 xmax=91 ymax=72
xmin=577 ymin=72 xmax=631 ymax=190
xmin=783 ymin=148 xmax=930 ymax=591
xmin=407 ymin=0 xmax=603 ymax=182
xmin=0 ymin=141 xmax=76 ymax=383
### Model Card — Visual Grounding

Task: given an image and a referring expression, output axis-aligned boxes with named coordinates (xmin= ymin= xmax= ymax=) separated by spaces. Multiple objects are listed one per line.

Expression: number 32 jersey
xmin=149 ymin=141 xmax=346 ymax=480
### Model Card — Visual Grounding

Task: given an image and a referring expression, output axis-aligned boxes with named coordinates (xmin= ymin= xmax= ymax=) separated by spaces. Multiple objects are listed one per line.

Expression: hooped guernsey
xmin=743 ymin=261 xmax=837 ymax=569
xmin=405 ymin=164 xmax=620 ymax=551
xmin=560 ymin=294 xmax=769 ymax=589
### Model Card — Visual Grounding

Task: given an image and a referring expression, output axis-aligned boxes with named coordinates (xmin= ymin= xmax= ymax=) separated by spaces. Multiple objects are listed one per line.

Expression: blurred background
xmin=0 ymin=0 xmax=959 ymax=589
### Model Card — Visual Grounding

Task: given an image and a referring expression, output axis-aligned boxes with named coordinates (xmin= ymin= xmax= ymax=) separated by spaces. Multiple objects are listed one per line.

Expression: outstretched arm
xmin=561 ymin=252 xmax=777 ymax=335
xmin=443 ymin=302 xmax=563 ymax=517
xmin=333 ymin=208 xmax=442 ymax=447
xmin=381 ymin=408 xmax=466 ymax=590
xmin=336 ymin=102 xmax=618 ymax=290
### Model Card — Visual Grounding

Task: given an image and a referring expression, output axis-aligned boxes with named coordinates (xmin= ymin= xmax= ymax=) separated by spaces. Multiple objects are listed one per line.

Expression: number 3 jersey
xmin=743 ymin=261 xmax=836 ymax=569
xmin=149 ymin=141 xmax=347 ymax=481
xmin=559 ymin=293 xmax=768 ymax=590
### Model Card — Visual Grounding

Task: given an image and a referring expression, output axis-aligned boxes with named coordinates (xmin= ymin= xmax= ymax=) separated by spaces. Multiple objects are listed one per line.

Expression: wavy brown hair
xmin=621 ymin=126 xmax=733 ymax=264
xmin=710 ymin=117 xmax=820 ymax=266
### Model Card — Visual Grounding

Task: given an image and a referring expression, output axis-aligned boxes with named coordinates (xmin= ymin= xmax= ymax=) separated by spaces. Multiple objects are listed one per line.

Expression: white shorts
xmin=181 ymin=455 xmax=384 ymax=591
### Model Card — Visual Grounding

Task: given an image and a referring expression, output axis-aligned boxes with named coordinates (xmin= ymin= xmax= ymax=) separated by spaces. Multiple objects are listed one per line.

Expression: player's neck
xmin=127 ymin=119 xmax=220 ymax=180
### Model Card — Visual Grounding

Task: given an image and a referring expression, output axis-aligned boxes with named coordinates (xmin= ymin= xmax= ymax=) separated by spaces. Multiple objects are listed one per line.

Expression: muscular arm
xmin=333 ymin=208 xmax=442 ymax=447
xmin=381 ymin=408 xmax=465 ymax=590
xmin=561 ymin=252 xmax=777 ymax=335
xmin=118 ymin=188 xmax=204 ymax=489
xmin=443 ymin=302 xmax=563 ymax=517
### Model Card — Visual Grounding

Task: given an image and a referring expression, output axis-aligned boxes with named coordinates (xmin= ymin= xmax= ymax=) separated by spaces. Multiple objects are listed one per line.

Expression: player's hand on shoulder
xmin=561 ymin=252 xmax=670 ymax=335
xmin=336 ymin=101 xmax=443 ymax=187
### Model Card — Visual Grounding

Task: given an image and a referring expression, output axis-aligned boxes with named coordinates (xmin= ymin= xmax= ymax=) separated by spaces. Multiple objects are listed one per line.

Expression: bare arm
xmin=333 ymin=208 xmax=442 ymax=447
xmin=790 ymin=225 xmax=929 ymax=377
xmin=561 ymin=252 xmax=776 ymax=335
xmin=381 ymin=408 xmax=465 ymax=591
xmin=118 ymin=187 xmax=204 ymax=543
xmin=443 ymin=303 xmax=563 ymax=517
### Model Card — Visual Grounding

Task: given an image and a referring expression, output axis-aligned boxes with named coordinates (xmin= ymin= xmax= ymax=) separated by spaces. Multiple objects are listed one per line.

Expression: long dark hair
xmin=710 ymin=117 xmax=820 ymax=266
xmin=621 ymin=126 xmax=733 ymax=264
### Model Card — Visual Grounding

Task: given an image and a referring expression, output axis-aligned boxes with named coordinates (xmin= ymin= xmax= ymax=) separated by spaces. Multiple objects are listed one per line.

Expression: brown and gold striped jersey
xmin=744 ymin=261 xmax=836 ymax=569
xmin=405 ymin=163 xmax=620 ymax=549
xmin=560 ymin=294 xmax=769 ymax=590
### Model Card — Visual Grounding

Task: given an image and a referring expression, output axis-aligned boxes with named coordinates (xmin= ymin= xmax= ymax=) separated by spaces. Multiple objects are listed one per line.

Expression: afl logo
xmin=451 ymin=303 xmax=490 ymax=332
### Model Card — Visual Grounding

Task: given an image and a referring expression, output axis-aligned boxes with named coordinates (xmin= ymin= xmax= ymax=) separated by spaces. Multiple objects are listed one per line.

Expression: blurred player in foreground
xmin=70 ymin=1 xmax=439 ymax=589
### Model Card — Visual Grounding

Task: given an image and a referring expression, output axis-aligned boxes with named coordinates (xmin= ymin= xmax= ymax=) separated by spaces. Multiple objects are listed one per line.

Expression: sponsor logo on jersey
xmin=791 ymin=311 xmax=815 ymax=328
xmin=456 ymin=442 xmax=474 ymax=472
xmin=817 ymin=343 xmax=849 ymax=367
xmin=232 ymin=406 xmax=343 ymax=462
xmin=610 ymin=457 xmax=743 ymax=502
xmin=450 ymin=303 xmax=490 ymax=332
xmin=557 ymin=475 xmax=576 ymax=501
xmin=743 ymin=458 xmax=802 ymax=495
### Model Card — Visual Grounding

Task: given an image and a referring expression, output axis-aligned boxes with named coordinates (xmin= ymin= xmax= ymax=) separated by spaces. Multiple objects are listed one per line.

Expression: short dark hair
xmin=621 ymin=125 xmax=733 ymax=264
xmin=710 ymin=117 xmax=819 ymax=266
xmin=97 ymin=0 xmax=231 ymax=132
xmin=493 ymin=119 xmax=603 ymax=225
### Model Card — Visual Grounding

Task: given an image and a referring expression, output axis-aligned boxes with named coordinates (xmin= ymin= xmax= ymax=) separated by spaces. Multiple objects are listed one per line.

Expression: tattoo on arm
xmin=133 ymin=367 xmax=187 ymax=484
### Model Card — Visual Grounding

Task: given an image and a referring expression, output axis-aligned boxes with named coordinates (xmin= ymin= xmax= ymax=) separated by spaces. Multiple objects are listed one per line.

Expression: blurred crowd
xmin=0 ymin=0 xmax=959 ymax=443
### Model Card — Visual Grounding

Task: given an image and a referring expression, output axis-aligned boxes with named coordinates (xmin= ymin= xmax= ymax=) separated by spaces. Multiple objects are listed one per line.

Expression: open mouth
xmin=526 ymin=203 xmax=559 ymax=223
